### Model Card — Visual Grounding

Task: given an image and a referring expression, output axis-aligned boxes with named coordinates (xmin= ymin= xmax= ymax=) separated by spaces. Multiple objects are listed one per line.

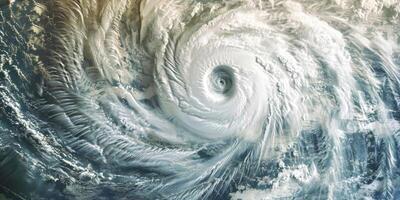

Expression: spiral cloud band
xmin=0 ymin=0 xmax=399 ymax=199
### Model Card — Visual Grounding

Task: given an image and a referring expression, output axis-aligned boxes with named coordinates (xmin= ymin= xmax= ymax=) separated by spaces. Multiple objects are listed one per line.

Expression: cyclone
xmin=0 ymin=0 xmax=400 ymax=199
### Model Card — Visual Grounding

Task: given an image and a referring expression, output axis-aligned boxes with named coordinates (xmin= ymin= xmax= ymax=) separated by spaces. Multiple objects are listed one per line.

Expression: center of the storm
xmin=209 ymin=65 xmax=235 ymax=95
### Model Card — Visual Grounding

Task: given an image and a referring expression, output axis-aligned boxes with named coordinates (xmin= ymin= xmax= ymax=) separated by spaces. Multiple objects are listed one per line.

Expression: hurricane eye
xmin=210 ymin=65 xmax=234 ymax=95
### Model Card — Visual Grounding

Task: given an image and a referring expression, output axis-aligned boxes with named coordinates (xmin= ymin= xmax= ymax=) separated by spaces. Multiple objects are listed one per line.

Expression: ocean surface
xmin=0 ymin=0 xmax=400 ymax=199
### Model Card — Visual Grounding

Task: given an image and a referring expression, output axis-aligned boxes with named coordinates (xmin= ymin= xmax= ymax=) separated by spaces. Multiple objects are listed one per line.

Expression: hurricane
xmin=0 ymin=0 xmax=400 ymax=199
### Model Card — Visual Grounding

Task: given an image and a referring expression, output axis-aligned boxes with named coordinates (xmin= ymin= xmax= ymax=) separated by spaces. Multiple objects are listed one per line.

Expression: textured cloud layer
xmin=0 ymin=0 xmax=399 ymax=199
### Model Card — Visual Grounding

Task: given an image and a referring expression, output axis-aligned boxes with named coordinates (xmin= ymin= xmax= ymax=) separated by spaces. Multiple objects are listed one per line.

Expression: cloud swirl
xmin=0 ymin=0 xmax=399 ymax=199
